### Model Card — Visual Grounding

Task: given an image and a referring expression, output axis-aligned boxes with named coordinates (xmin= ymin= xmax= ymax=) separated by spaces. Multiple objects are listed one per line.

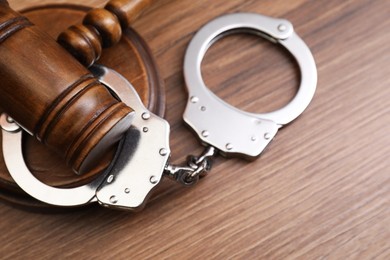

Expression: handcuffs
xmin=0 ymin=13 xmax=317 ymax=210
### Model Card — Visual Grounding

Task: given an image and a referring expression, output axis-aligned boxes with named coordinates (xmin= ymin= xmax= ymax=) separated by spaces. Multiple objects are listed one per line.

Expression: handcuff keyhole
xmin=201 ymin=33 xmax=300 ymax=113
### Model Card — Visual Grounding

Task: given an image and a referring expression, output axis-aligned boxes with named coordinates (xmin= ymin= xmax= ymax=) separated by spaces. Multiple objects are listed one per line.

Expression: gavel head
xmin=0 ymin=1 xmax=134 ymax=174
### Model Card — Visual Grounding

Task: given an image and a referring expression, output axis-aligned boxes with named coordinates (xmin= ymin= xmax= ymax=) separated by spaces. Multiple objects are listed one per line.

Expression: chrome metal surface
xmin=1 ymin=118 xmax=104 ymax=206
xmin=92 ymin=65 xmax=170 ymax=210
xmin=0 ymin=114 xmax=20 ymax=133
xmin=1 ymin=13 xmax=317 ymax=210
xmin=165 ymin=146 xmax=216 ymax=186
xmin=183 ymin=13 xmax=317 ymax=158
xmin=1 ymin=65 xmax=170 ymax=209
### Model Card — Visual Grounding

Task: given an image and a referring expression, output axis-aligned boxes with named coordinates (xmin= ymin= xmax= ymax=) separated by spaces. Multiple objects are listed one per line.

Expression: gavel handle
xmin=58 ymin=0 xmax=154 ymax=67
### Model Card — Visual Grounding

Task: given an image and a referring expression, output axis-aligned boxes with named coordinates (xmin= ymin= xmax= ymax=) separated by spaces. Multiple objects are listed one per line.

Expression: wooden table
xmin=1 ymin=0 xmax=389 ymax=259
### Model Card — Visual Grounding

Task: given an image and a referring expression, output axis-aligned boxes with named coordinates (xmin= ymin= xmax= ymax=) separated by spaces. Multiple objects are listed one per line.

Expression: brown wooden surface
xmin=0 ymin=4 xmax=165 ymax=206
xmin=58 ymin=0 xmax=153 ymax=66
xmin=0 ymin=2 xmax=135 ymax=175
xmin=1 ymin=0 xmax=389 ymax=259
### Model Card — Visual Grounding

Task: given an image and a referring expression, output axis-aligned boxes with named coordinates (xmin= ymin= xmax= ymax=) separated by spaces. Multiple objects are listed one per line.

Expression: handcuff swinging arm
xmin=183 ymin=13 xmax=317 ymax=159
xmin=1 ymin=65 xmax=171 ymax=210
xmin=0 ymin=13 xmax=317 ymax=210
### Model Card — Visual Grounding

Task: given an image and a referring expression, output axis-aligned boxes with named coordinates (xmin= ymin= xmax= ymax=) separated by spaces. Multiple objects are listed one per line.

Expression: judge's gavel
xmin=0 ymin=0 xmax=153 ymax=174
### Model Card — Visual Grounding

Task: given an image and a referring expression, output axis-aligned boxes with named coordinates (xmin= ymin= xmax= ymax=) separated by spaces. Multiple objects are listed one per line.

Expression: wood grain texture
xmin=0 ymin=4 xmax=165 ymax=206
xmin=58 ymin=0 xmax=153 ymax=66
xmin=1 ymin=0 xmax=389 ymax=259
xmin=0 ymin=2 xmax=135 ymax=174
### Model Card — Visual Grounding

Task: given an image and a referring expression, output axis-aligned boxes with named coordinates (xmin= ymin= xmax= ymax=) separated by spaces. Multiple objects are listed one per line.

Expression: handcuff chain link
xmin=164 ymin=146 xmax=217 ymax=186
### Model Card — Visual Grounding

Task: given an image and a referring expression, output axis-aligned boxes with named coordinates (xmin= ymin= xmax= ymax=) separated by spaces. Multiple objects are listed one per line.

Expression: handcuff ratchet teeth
xmin=0 ymin=13 xmax=317 ymax=210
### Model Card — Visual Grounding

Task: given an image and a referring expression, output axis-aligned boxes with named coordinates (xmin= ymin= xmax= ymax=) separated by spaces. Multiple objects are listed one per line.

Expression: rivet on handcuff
xmin=0 ymin=13 xmax=317 ymax=210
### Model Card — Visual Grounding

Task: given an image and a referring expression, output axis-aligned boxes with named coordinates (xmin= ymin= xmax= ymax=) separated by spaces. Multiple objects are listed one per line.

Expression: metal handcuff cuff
xmin=0 ymin=13 xmax=317 ymax=210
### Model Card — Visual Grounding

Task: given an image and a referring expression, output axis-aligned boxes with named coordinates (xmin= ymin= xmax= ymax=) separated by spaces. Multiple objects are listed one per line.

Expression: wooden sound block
xmin=0 ymin=4 xmax=165 ymax=209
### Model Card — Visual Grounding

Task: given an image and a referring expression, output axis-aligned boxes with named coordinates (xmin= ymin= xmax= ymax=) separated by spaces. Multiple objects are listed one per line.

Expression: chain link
xmin=164 ymin=146 xmax=217 ymax=186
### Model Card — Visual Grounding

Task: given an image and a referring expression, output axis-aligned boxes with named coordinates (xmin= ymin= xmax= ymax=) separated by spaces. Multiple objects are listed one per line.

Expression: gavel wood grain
xmin=0 ymin=3 xmax=164 ymax=205
xmin=0 ymin=1 xmax=137 ymax=175
xmin=58 ymin=0 xmax=153 ymax=66
xmin=1 ymin=0 xmax=389 ymax=259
